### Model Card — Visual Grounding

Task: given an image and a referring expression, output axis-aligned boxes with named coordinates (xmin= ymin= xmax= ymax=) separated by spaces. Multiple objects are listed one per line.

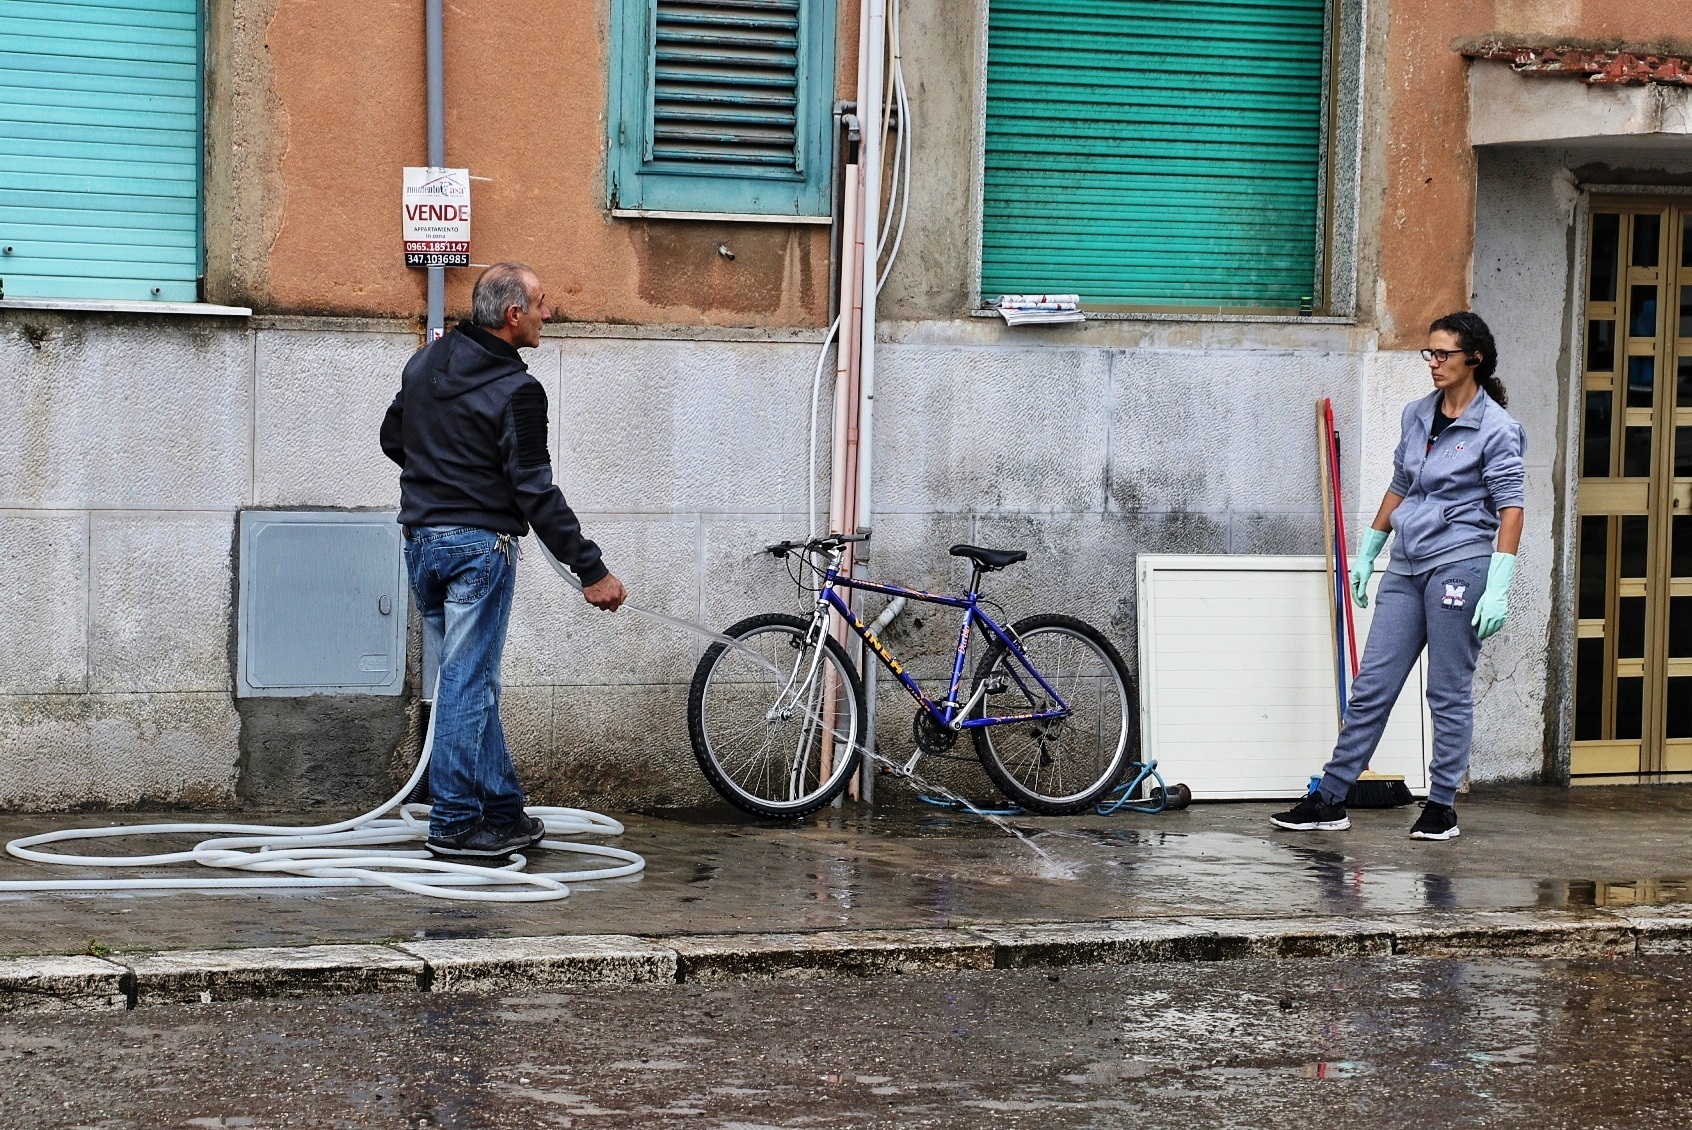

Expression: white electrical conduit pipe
xmin=1 ymin=552 xmax=651 ymax=903
xmin=875 ymin=0 xmax=911 ymax=283
xmin=808 ymin=315 xmax=841 ymax=539
xmin=878 ymin=20 xmax=912 ymax=288
xmin=851 ymin=0 xmax=886 ymax=573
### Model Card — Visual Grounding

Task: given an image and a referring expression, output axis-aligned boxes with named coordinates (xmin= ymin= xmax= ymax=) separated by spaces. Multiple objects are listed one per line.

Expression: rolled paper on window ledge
xmin=993 ymin=293 xmax=1085 ymax=326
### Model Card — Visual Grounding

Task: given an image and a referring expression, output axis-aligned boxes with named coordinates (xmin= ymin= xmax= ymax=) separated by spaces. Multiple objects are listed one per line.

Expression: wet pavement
xmin=0 ymin=784 xmax=1688 ymax=958
xmin=5 ymin=954 xmax=1691 ymax=1128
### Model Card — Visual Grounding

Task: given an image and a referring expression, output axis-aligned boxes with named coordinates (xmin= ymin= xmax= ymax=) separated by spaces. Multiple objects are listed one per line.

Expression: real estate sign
xmin=402 ymin=167 xmax=471 ymax=267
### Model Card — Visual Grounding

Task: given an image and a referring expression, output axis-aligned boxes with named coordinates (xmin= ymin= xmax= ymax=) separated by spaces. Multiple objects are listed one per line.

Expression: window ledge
xmin=0 ymin=297 xmax=252 ymax=317
xmin=611 ymin=208 xmax=832 ymax=226
xmin=969 ymin=307 xmax=1354 ymax=326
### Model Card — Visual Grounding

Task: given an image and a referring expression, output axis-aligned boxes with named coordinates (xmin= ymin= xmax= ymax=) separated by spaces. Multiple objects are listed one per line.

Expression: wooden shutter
xmin=981 ymin=0 xmax=1329 ymax=311
xmin=652 ymin=0 xmax=801 ymax=168
xmin=0 ymin=0 xmax=201 ymax=302
xmin=610 ymin=0 xmax=835 ymax=218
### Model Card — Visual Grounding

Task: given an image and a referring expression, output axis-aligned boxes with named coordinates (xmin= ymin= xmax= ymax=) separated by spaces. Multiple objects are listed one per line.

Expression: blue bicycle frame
xmin=812 ymin=559 xmax=1071 ymax=733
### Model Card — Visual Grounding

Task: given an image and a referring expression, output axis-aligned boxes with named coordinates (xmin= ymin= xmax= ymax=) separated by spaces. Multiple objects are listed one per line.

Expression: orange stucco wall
xmin=1377 ymin=1 xmax=1692 ymax=347
xmin=258 ymin=0 xmax=834 ymax=325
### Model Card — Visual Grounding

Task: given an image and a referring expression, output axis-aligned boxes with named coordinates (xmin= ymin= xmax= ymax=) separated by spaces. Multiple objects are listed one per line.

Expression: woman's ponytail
xmin=1430 ymin=311 xmax=1507 ymax=408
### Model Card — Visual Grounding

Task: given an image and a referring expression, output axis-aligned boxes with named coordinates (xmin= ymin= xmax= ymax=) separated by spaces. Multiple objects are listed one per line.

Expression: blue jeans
xmin=1317 ymin=555 xmax=1490 ymax=808
xmin=403 ymin=525 xmax=525 ymax=838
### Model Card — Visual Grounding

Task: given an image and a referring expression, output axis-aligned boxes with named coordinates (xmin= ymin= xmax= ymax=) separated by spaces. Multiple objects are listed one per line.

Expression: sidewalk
xmin=2 ymin=784 xmax=1689 ymax=1009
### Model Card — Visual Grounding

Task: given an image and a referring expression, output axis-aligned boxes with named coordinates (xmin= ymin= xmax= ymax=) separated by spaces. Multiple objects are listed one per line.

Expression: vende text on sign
xmin=403 ymin=167 xmax=471 ymax=268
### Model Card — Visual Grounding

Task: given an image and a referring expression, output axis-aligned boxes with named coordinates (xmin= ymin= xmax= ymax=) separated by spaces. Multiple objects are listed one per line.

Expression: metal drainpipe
xmin=425 ymin=0 xmax=446 ymax=338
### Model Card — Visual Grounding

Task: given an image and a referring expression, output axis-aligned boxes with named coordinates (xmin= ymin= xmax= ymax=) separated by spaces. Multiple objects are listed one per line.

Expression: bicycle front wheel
xmin=969 ymin=614 xmax=1138 ymax=815
xmin=688 ymin=613 xmax=865 ymax=819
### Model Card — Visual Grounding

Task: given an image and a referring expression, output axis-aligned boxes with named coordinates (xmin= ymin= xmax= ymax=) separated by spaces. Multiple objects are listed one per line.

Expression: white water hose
xmin=0 ymin=551 xmax=650 ymax=904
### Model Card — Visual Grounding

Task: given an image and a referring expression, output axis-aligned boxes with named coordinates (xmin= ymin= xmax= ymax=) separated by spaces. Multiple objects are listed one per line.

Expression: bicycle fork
xmin=765 ymin=606 xmax=833 ymax=724
xmin=757 ymin=605 xmax=838 ymax=801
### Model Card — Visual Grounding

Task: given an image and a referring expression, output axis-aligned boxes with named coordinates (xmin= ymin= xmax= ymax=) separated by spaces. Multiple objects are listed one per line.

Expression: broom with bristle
xmin=1323 ymin=402 xmax=1414 ymax=809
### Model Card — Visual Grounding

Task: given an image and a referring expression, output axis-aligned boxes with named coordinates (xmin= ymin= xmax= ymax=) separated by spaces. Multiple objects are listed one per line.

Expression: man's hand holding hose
xmin=582 ymin=573 xmax=628 ymax=612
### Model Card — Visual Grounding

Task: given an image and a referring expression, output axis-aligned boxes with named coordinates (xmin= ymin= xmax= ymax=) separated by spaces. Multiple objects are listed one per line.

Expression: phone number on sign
xmin=405 ymin=253 xmax=471 ymax=267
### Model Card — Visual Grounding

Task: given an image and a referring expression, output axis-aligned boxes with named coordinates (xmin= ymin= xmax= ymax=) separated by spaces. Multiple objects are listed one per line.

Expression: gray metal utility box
xmin=237 ymin=511 xmax=408 ymax=697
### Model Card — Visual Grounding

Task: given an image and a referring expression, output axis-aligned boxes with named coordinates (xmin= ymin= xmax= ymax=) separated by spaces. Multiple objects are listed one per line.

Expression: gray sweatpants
xmin=1317 ymin=554 xmax=1490 ymax=808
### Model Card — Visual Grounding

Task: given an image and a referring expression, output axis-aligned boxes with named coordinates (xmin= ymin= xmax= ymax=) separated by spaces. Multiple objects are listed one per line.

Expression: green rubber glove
xmin=1350 ymin=529 xmax=1389 ymax=608
xmin=1472 ymin=552 xmax=1517 ymax=641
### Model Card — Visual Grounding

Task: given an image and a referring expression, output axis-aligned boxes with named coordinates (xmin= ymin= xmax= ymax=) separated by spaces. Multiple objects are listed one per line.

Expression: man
xmin=380 ymin=262 xmax=626 ymax=858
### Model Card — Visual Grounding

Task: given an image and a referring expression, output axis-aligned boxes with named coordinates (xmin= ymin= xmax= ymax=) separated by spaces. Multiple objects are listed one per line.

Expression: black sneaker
xmin=1409 ymin=802 xmax=1460 ymax=841
xmin=425 ymin=816 xmax=544 ymax=859
xmin=1270 ymin=793 xmax=1351 ymax=831
xmin=490 ymin=814 xmax=547 ymax=850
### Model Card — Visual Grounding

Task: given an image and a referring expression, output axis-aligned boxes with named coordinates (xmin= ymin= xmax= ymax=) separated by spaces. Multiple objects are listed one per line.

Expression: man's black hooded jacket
xmin=380 ymin=322 xmax=608 ymax=586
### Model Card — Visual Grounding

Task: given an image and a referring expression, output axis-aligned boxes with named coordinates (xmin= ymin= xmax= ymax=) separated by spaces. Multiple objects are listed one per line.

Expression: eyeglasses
xmin=1420 ymin=348 xmax=1472 ymax=364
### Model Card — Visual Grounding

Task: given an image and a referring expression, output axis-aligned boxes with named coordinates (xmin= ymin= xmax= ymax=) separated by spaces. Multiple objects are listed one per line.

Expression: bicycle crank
xmin=912 ymin=709 xmax=958 ymax=755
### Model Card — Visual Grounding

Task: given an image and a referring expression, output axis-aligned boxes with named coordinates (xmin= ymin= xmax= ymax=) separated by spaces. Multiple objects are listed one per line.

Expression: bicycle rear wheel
xmin=688 ymin=613 xmax=865 ymax=819
xmin=969 ymin=614 xmax=1138 ymax=815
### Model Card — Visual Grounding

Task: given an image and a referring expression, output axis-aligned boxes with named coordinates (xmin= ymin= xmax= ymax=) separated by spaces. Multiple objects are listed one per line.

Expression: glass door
xmin=1572 ymin=201 xmax=1692 ymax=782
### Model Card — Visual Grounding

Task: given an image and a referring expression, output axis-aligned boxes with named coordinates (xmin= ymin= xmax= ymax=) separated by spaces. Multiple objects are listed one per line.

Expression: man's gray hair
xmin=471 ymin=262 xmax=537 ymax=329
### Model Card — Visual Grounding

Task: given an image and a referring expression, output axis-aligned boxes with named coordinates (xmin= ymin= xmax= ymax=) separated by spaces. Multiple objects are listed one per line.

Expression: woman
xmin=1272 ymin=311 xmax=1525 ymax=841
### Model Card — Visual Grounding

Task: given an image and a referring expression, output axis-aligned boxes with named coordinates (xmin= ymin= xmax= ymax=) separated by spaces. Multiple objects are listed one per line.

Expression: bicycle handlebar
xmin=764 ymin=532 xmax=871 ymax=558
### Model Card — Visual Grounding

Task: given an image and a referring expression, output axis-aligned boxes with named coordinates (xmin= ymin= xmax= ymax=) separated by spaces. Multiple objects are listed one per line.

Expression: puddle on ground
xmin=1547 ymin=877 xmax=1692 ymax=909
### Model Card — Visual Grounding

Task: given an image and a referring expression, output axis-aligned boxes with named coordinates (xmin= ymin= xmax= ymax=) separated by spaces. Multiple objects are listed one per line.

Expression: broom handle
xmin=1326 ymin=402 xmax=1361 ymax=678
xmin=1317 ymin=399 xmax=1343 ymax=724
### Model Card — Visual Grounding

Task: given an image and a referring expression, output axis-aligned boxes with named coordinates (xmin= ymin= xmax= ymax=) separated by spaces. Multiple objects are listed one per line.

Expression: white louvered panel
xmin=651 ymin=0 xmax=801 ymax=169
xmin=1138 ymin=555 xmax=1432 ymax=800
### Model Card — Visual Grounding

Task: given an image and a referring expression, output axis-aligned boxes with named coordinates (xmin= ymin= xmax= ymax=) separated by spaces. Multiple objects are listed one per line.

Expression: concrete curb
xmin=3 ymin=908 xmax=1690 ymax=1012
xmin=670 ymin=928 xmax=997 ymax=982
xmin=395 ymin=934 xmax=677 ymax=992
xmin=126 ymin=944 xmax=427 ymax=1006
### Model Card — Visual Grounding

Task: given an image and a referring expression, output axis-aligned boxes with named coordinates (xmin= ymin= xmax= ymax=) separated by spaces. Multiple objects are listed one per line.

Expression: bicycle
xmin=687 ymin=532 xmax=1142 ymax=819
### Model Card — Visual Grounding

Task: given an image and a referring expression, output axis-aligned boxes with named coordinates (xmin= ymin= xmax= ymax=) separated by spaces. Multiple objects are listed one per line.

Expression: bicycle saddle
xmin=949 ymin=543 xmax=1027 ymax=571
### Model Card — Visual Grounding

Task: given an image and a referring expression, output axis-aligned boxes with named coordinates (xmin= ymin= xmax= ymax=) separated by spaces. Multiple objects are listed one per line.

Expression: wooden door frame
xmin=1562 ymin=188 xmax=1692 ymax=785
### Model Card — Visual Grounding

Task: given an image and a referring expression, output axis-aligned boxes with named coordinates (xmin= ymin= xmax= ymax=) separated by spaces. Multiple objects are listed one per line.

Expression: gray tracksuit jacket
xmin=1385 ymin=388 xmax=1526 ymax=576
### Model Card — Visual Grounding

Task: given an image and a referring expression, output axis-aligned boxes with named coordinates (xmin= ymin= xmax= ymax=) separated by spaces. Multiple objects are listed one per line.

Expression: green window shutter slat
xmin=3 ymin=187 xmax=198 ymax=216
xmin=0 ymin=13 xmax=198 ymax=50
xmin=0 ymin=0 xmax=202 ymax=302
xmin=4 ymin=166 xmax=195 ymax=198
xmin=0 ymin=0 xmax=197 ymax=29
xmin=2 ymin=219 xmax=198 ymax=248
xmin=607 ymin=0 xmax=835 ymax=217
xmin=980 ymin=0 xmax=1328 ymax=311
xmin=0 ymin=132 xmax=199 ymax=168
xmin=0 ymin=82 xmax=199 ymax=122
xmin=0 ymin=64 xmax=197 ymax=100
xmin=7 ymin=151 xmax=199 ymax=183
xmin=0 ymin=48 xmax=197 ymax=86
xmin=0 ymin=118 xmax=196 ymax=149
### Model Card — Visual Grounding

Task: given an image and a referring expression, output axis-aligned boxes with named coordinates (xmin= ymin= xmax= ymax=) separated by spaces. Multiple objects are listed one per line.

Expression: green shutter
xmin=982 ymin=0 xmax=1328 ymax=311
xmin=608 ymin=0 xmax=835 ymax=218
xmin=0 ymin=0 xmax=202 ymax=302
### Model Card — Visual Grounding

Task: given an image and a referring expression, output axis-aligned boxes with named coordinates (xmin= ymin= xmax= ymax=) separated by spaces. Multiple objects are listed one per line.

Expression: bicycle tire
xmin=969 ymin=613 xmax=1139 ymax=816
xmin=688 ymin=612 xmax=866 ymax=819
